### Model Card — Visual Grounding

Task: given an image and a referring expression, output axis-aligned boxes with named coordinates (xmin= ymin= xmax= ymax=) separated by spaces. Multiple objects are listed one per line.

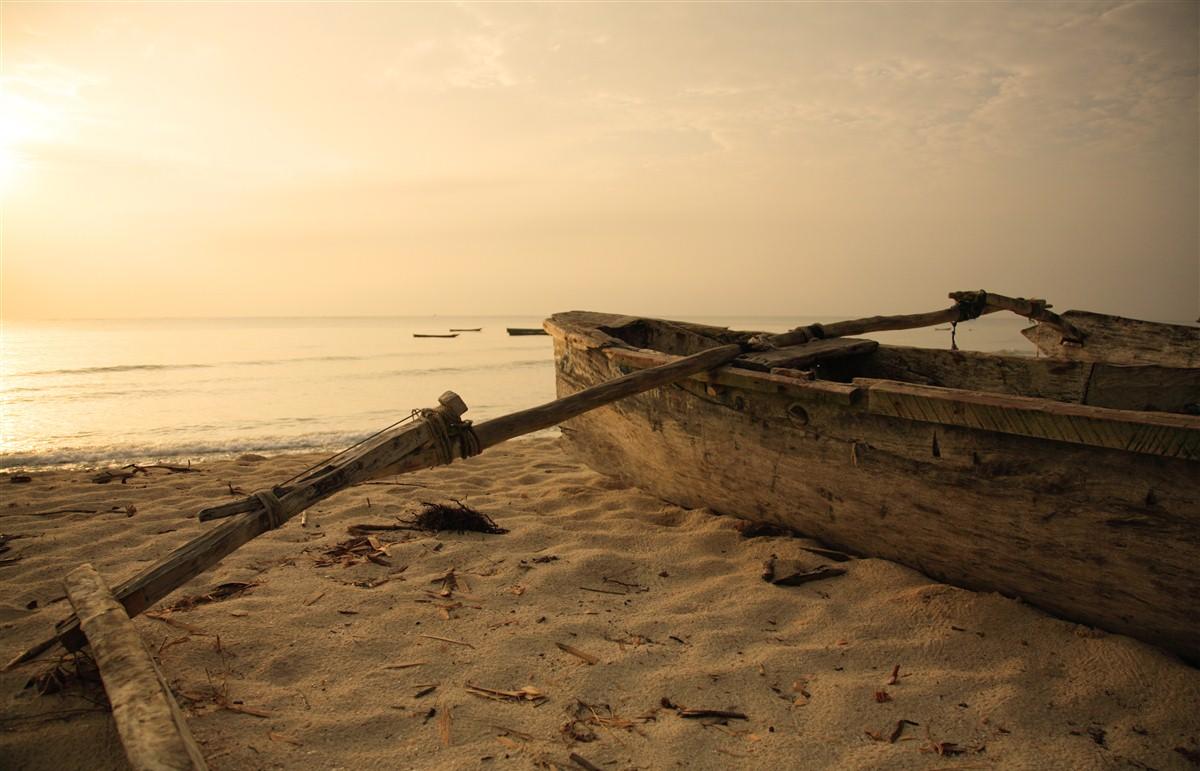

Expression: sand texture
xmin=2 ymin=436 xmax=1199 ymax=770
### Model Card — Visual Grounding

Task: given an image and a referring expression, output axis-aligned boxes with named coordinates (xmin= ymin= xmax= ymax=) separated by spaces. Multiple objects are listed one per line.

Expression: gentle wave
xmin=0 ymin=430 xmax=373 ymax=471
xmin=12 ymin=353 xmax=378 ymax=378
xmin=0 ymin=422 xmax=552 ymax=471
xmin=11 ymin=344 xmax=552 ymax=379
xmin=3 ymin=358 xmax=554 ymax=401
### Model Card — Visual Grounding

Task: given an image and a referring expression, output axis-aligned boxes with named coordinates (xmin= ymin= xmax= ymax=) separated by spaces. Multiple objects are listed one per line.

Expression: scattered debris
xmin=419 ymin=634 xmax=475 ymax=649
xmin=661 ymin=697 xmax=747 ymax=721
xmin=438 ymin=706 xmax=452 ymax=747
xmin=801 ymin=546 xmax=854 ymax=562
xmin=874 ymin=690 xmax=892 ymax=703
xmin=569 ymin=751 xmax=604 ymax=771
xmin=93 ymin=463 xmax=196 ymax=485
xmin=520 ymin=555 xmax=559 ymax=569
xmin=465 ymin=684 xmax=548 ymax=706
xmin=602 ymin=576 xmax=649 ymax=593
xmin=886 ymin=664 xmax=901 ymax=685
xmin=158 ymin=582 xmax=256 ymax=613
xmin=762 ymin=555 xmax=846 ymax=586
xmin=1070 ymin=725 xmax=1109 ymax=747
xmin=143 ymin=611 xmax=206 ymax=635
xmin=603 ymin=632 xmax=655 ymax=650
xmin=347 ymin=522 xmax=412 ymax=535
xmin=1174 ymin=746 xmax=1200 ymax=766
xmin=865 ymin=718 xmax=920 ymax=743
xmin=918 ymin=724 xmax=980 ymax=757
xmin=314 ymin=535 xmax=399 ymax=568
xmin=735 ymin=520 xmax=792 ymax=538
xmin=565 ymin=700 xmax=656 ymax=738
xmin=556 ymin=642 xmax=599 ymax=665
xmin=408 ymin=500 xmax=507 ymax=534
xmin=268 ymin=732 xmax=303 ymax=746
xmin=415 ymin=685 xmax=438 ymax=698
xmin=177 ymin=672 xmax=271 ymax=719
xmin=384 ymin=662 xmax=427 ymax=670
xmin=24 ymin=651 xmax=103 ymax=697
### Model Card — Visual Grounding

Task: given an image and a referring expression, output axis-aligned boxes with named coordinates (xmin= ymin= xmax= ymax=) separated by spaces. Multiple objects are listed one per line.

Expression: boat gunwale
xmin=545 ymin=311 xmax=1200 ymax=458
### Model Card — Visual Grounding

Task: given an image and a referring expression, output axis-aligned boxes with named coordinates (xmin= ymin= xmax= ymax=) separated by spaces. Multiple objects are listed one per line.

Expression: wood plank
xmin=1085 ymin=363 xmax=1200 ymax=414
xmin=64 ymin=564 xmax=208 ymax=771
xmin=857 ymin=377 xmax=1200 ymax=460
xmin=732 ymin=338 xmax=878 ymax=372
xmin=1023 ymin=310 xmax=1200 ymax=367
xmin=838 ymin=346 xmax=1092 ymax=403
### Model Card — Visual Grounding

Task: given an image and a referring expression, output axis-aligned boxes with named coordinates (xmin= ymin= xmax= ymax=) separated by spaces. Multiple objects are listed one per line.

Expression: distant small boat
xmin=413 ymin=333 xmax=459 ymax=338
xmin=507 ymin=327 xmax=548 ymax=336
xmin=450 ymin=328 xmax=482 ymax=332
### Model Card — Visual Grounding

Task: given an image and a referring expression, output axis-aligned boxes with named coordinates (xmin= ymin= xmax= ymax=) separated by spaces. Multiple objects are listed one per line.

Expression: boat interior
xmin=584 ymin=314 xmax=1199 ymax=416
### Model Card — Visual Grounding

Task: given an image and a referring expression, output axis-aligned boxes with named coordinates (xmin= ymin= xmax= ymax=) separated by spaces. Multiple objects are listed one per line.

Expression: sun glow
xmin=0 ymin=142 xmax=27 ymax=196
xmin=0 ymin=82 xmax=65 ymax=197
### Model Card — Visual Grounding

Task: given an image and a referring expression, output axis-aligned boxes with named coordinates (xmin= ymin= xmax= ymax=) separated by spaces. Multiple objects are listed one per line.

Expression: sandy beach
xmin=0 ymin=436 xmax=1197 ymax=770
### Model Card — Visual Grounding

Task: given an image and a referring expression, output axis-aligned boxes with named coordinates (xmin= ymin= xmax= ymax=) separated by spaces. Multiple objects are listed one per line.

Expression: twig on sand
xmin=661 ymin=697 xmax=747 ymax=721
xmin=555 ymin=642 xmax=599 ymax=665
xmin=419 ymin=634 xmax=475 ymax=649
xmin=569 ymin=751 xmax=604 ymax=771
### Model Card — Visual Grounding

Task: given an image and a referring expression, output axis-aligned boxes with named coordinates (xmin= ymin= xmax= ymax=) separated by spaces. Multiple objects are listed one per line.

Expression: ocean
xmin=1 ymin=313 xmax=1036 ymax=470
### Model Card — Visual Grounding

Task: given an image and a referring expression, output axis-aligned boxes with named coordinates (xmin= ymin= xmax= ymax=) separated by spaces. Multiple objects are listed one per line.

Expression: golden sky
xmin=1 ymin=2 xmax=1196 ymax=320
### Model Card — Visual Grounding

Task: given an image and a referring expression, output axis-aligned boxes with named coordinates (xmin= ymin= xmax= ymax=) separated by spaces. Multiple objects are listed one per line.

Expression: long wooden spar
xmin=6 ymin=289 xmax=1080 ymax=669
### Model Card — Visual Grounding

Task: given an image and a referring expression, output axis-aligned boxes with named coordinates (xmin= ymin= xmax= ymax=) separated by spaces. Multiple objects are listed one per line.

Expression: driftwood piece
xmin=64 ymin=564 xmax=207 ymax=771
xmin=1023 ymin=310 xmax=1200 ymax=367
xmin=949 ymin=290 xmax=1085 ymax=343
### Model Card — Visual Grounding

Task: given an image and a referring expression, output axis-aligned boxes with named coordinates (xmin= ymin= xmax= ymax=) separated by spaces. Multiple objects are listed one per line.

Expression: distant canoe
xmin=450 ymin=328 xmax=482 ymax=332
xmin=413 ymin=333 xmax=459 ymax=338
xmin=507 ymin=328 xmax=548 ymax=336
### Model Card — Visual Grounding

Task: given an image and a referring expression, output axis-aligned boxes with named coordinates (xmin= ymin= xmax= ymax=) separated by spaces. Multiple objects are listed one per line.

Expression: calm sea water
xmin=1 ymin=313 xmax=1035 ymax=470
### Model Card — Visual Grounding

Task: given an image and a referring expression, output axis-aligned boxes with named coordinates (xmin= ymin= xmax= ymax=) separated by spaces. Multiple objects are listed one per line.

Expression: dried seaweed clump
xmin=408 ymin=500 xmax=507 ymax=534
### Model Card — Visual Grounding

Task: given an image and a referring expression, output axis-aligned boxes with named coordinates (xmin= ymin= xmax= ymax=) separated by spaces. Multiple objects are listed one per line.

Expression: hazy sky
xmin=1 ymin=2 xmax=1197 ymax=320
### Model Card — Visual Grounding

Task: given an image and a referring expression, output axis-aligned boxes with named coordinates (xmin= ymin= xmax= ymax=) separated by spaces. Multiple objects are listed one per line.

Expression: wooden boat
xmin=450 ymin=328 xmax=482 ymax=332
xmin=413 ymin=333 xmax=459 ymax=338
xmin=507 ymin=327 xmax=549 ymax=336
xmin=547 ymin=305 xmax=1200 ymax=661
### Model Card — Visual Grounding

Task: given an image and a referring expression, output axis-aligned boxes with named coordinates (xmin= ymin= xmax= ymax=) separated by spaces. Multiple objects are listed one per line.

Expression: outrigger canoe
xmin=547 ymin=302 xmax=1200 ymax=661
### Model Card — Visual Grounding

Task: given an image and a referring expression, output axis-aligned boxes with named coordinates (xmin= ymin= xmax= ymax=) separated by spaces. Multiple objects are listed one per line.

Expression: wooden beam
xmin=858 ymin=377 xmax=1200 ymax=460
xmin=64 ymin=564 xmax=208 ymax=771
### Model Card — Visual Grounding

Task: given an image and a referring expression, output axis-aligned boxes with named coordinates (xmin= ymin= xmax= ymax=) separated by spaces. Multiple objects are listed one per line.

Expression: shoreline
xmin=0 ymin=429 xmax=560 ymax=475
xmin=2 ymin=438 xmax=1198 ymax=769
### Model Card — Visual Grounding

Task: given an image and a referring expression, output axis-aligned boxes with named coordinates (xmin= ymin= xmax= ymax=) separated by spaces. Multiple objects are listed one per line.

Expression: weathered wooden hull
xmin=548 ymin=312 xmax=1200 ymax=662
